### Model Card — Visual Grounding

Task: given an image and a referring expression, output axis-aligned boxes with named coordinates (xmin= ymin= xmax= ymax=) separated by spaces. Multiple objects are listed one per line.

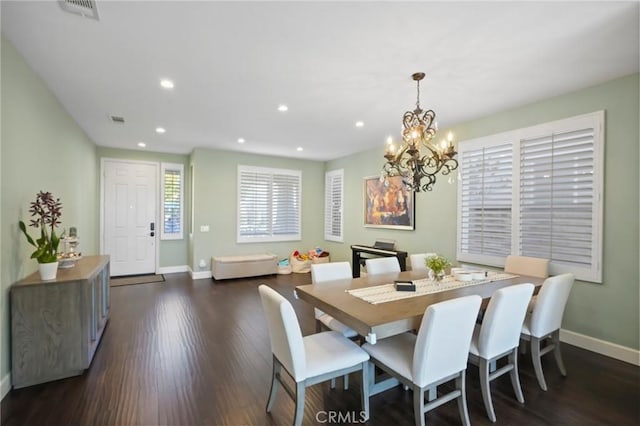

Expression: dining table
xmin=295 ymin=269 xmax=544 ymax=396
xmin=295 ymin=269 xmax=544 ymax=345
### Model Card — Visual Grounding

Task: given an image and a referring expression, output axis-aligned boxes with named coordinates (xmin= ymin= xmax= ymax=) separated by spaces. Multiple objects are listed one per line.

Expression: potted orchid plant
xmin=19 ymin=191 xmax=63 ymax=280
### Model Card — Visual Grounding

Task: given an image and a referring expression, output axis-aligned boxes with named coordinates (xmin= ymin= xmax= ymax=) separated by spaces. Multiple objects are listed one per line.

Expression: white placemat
xmin=346 ymin=273 xmax=519 ymax=305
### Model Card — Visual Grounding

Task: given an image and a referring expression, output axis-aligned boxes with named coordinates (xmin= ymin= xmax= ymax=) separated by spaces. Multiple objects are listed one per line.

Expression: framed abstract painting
xmin=363 ymin=175 xmax=415 ymax=230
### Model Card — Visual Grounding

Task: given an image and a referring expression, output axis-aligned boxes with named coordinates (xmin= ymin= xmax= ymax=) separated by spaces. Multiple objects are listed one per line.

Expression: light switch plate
xmin=200 ymin=225 xmax=210 ymax=232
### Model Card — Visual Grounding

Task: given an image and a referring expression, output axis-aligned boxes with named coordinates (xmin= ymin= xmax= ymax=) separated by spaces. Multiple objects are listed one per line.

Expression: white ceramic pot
xmin=38 ymin=261 xmax=59 ymax=281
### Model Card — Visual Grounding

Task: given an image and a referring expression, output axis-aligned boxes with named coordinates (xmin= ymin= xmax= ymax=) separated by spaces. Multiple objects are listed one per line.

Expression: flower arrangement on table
xmin=425 ymin=254 xmax=451 ymax=281
xmin=18 ymin=191 xmax=63 ymax=280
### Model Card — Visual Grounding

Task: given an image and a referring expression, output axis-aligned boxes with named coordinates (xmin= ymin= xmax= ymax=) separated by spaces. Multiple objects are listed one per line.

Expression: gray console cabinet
xmin=10 ymin=255 xmax=110 ymax=389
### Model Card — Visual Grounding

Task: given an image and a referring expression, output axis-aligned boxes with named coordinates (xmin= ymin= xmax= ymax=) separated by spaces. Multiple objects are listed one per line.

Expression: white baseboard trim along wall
xmin=560 ymin=329 xmax=639 ymax=366
xmin=189 ymin=267 xmax=211 ymax=280
xmin=158 ymin=265 xmax=189 ymax=274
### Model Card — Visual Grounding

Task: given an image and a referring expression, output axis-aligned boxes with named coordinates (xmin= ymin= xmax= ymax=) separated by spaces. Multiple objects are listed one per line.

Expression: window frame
xmin=457 ymin=111 xmax=604 ymax=282
xmin=324 ymin=169 xmax=344 ymax=242
xmin=160 ymin=162 xmax=184 ymax=240
xmin=237 ymin=165 xmax=302 ymax=243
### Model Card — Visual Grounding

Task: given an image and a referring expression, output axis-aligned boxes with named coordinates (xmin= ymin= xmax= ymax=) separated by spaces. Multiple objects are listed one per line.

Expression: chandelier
xmin=382 ymin=72 xmax=458 ymax=192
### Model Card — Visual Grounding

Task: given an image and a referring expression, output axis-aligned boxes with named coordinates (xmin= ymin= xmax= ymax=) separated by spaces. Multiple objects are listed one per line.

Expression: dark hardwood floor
xmin=2 ymin=272 xmax=638 ymax=425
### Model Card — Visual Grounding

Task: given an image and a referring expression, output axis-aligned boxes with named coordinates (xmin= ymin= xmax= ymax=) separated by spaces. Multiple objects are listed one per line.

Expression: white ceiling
xmin=2 ymin=1 xmax=638 ymax=161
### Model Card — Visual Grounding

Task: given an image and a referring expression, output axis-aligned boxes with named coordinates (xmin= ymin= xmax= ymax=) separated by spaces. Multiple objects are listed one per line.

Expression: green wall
xmin=1 ymin=37 xmax=99 ymax=380
xmin=1 ymin=31 xmax=637 ymax=395
xmin=190 ymin=147 xmax=325 ymax=272
xmin=96 ymin=147 xmax=190 ymax=268
xmin=326 ymin=73 xmax=640 ymax=350
xmin=322 ymin=147 xmax=458 ymax=264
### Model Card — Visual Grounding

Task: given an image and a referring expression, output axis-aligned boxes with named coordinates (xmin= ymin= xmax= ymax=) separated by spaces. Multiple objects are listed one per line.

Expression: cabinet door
xmin=90 ymin=277 xmax=97 ymax=341
xmin=100 ymin=267 xmax=109 ymax=318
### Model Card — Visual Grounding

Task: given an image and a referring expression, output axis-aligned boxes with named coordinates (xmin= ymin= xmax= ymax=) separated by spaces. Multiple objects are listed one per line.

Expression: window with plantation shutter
xmin=458 ymin=142 xmax=513 ymax=265
xmin=237 ymin=165 xmax=301 ymax=243
xmin=520 ymin=127 xmax=597 ymax=274
xmin=457 ymin=111 xmax=604 ymax=283
xmin=161 ymin=163 xmax=184 ymax=240
xmin=324 ymin=169 xmax=344 ymax=242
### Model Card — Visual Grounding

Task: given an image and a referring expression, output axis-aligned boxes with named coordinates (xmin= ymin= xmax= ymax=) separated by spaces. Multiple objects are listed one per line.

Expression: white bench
xmin=211 ymin=254 xmax=278 ymax=280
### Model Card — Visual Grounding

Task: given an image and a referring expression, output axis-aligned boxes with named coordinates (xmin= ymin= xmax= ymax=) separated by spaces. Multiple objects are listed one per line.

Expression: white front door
xmin=102 ymin=160 xmax=157 ymax=276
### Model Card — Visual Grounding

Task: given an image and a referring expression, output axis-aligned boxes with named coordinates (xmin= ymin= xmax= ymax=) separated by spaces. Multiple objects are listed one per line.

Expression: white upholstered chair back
xmin=258 ymin=285 xmax=306 ymax=382
xmin=412 ymin=295 xmax=482 ymax=387
xmin=409 ymin=253 xmax=437 ymax=272
xmin=529 ymin=273 xmax=574 ymax=337
xmin=311 ymin=261 xmax=352 ymax=283
xmin=504 ymin=255 xmax=549 ymax=278
xmin=365 ymin=257 xmax=400 ymax=275
xmin=477 ymin=284 xmax=534 ymax=359
xmin=310 ymin=262 xmax=352 ymax=319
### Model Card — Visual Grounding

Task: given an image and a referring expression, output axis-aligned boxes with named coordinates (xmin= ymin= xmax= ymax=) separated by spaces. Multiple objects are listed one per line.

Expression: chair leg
xmin=479 ymin=358 xmax=496 ymax=422
xmin=520 ymin=338 xmax=527 ymax=355
xmin=413 ymin=385 xmax=425 ymax=426
xmin=456 ymin=370 xmax=471 ymax=426
xmin=552 ymin=330 xmax=567 ymax=376
xmin=531 ymin=336 xmax=548 ymax=391
xmin=266 ymin=357 xmax=281 ymax=412
xmin=367 ymin=362 xmax=376 ymax=395
xmin=293 ymin=381 xmax=306 ymax=426
xmin=360 ymin=361 xmax=370 ymax=421
xmin=315 ymin=319 xmax=323 ymax=333
xmin=508 ymin=348 xmax=525 ymax=403
xmin=343 ymin=374 xmax=349 ymax=390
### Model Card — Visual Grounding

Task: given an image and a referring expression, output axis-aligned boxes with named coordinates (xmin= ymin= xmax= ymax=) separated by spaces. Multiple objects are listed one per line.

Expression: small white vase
xmin=39 ymin=261 xmax=59 ymax=281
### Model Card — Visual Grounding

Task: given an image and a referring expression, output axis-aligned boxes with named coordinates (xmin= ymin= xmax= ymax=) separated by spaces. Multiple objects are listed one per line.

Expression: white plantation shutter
xmin=161 ymin=163 xmax=184 ymax=240
xmin=458 ymin=142 xmax=512 ymax=265
xmin=520 ymin=127 xmax=597 ymax=273
xmin=324 ymin=169 xmax=344 ymax=242
xmin=237 ymin=165 xmax=301 ymax=242
xmin=272 ymin=172 xmax=301 ymax=236
xmin=457 ymin=111 xmax=603 ymax=282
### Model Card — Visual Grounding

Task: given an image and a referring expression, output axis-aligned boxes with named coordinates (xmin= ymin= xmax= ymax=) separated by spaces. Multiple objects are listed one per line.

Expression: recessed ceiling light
xmin=238 ymin=138 xmax=245 ymax=144
xmin=160 ymin=79 xmax=174 ymax=89
xmin=137 ymin=142 xmax=146 ymax=148
xmin=278 ymin=104 xmax=288 ymax=112
xmin=355 ymin=121 xmax=364 ymax=128
xmin=296 ymin=147 xmax=303 ymax=152
xmin=155 ymin=127 xmax=166 ymax=134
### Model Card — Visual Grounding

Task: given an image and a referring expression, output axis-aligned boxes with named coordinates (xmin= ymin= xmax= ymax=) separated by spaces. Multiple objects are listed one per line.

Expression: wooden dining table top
xmin=295 ymin=270 xmax=544 ymax=344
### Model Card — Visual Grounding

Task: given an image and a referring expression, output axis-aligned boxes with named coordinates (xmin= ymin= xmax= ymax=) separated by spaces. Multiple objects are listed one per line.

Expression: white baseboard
xmin=560 ymin=329 xmax=640 ymax=366
xmin=188 ymin=267 xmax=212 ymax=280
xmin=158 ymin=265 xmax=189 ymax=274
xmin=1 ymin=373 xmax=11 ymax=400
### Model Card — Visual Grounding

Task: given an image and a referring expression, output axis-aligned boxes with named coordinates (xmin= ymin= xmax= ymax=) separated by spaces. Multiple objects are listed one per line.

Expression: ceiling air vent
xmin=59 ymin=0 xmax=100 ymax=21
xmin=109 ymin=115 xmax=125 ymax=124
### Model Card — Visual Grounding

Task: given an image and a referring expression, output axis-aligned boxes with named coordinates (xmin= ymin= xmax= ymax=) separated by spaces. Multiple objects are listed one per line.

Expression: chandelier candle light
xmin=382 ymin=72 xmax=458 ymax=192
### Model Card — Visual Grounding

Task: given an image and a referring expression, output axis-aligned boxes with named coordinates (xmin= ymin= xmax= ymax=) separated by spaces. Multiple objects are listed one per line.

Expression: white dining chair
xmin=520 ymin=273 xmax=575 ymax=391
xmin=468 ymin=283 xmax=535 ymax=422
xmin=311 ymin=262 xmax=359 ymax=390
xmin=504 ymin=255 xmax=549 ymax=279
xmin=504 ymin=255 xmax=549 ymax=314
xmin=409 ymin=253 xmax=437 ymax=272
xmin=258 ymin=285 xmax=370 ymax=426
xmin=310 ymin=262 xmax=357 ymax=336
xmin=362 ymin=295 xmax=482 ymax=426
xmin=365 ymin=257 xmax=400 ymax=275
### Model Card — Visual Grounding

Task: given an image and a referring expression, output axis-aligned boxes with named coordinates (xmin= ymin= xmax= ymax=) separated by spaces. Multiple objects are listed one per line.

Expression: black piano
xmin=350 ymin=240 xmax=408 ymax=278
